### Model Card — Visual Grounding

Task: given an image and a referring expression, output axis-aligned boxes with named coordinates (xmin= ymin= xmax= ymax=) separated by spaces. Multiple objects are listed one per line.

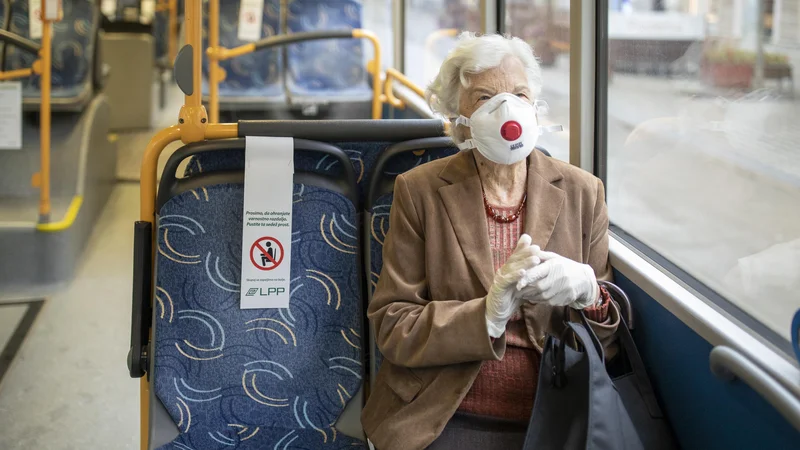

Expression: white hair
xmin=425 ymin=32 xmax=543 ymax=142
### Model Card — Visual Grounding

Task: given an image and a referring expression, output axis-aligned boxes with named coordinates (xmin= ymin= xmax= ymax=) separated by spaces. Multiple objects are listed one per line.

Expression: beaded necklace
xmin=482 ymin=191 xmax=527 ymax=223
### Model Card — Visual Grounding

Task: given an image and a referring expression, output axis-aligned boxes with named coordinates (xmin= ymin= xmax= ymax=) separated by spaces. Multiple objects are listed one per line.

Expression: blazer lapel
xmin=438 ymin=152 xmax=495 ymax=293
xmin=524 ymin=150 xmax=565 ymax=250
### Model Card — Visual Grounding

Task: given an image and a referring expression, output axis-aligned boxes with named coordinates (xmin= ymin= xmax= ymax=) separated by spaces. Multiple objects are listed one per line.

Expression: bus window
xmin=362 ymin=0 xmax=394 ymax=69
xmin=505 ymin=0 xmax=570 ymax=161
xmin=403 ymin=0 xmax=481 ymax=91
xmin=604 ymin=0 xmax=799 ymax=343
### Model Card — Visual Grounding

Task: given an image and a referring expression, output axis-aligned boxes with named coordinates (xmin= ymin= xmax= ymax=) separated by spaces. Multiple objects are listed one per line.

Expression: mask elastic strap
xmin=457 ymin=139 xmax=476 ymax=150
xmin=455 ymin=116 xmax=471 ymax=127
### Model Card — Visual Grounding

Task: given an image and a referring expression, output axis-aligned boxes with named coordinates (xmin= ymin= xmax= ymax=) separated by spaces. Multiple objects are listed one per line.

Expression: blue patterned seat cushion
xmin=154 ymin=0 xmax=184 ymax=62
xmin=154 ymin=183 xmax=365 ymax=449
xmin=285 ymin=0 xmax=370 ymax=99
xmin=4 ymin=0 xmax=96 ymax=100
xmin=367 ymin=146 xmax=458 ymax=373
xmin=201 ymin=0 xmax=283 ymax=100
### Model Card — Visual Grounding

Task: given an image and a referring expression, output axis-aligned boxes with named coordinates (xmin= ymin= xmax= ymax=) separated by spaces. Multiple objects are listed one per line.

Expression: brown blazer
xmin=361 ymin=149 xmax=620 ymax=450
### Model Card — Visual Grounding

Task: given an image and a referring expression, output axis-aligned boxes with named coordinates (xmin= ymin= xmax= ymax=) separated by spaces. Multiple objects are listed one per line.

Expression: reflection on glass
xmin=606 ymin=0 xmax=799 ymax=341
xmin=361 ymin=0 xmax=394 ymax=69
xmin=402 ymin=0 xmax=480 ymax=87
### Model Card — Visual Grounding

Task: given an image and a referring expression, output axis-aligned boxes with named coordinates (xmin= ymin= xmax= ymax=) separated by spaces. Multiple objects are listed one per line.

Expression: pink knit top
xmin=457 ymin=205 xmax=610 ymax=421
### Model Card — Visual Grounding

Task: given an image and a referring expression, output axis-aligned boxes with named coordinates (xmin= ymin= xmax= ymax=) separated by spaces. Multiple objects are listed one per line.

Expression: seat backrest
xmin=183 ymin=120 xmax=448 ymax=198
xmin=111 ymin=0 xmax=141 ymax=22
xmin=153 ymin=5 xmax=169 ymax=62
xmin=364 ymin=138 xmax=459 ymax=375
xmin=151 ymin=138 xmax=366 ymax=449
xmin=4 ymin=0 xmax=98 ymax=100
xmin=153 ymin=0 xmax=184 ymax=62
xmin=285 ymin=0 xmax=368 ymax=93
xmin=202 ymin=0 xmax=282 ymax=93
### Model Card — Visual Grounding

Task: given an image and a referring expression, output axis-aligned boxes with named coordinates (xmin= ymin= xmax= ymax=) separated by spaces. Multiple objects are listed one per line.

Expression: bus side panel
xmin=613 ymin=271 xmax=800 ymax=450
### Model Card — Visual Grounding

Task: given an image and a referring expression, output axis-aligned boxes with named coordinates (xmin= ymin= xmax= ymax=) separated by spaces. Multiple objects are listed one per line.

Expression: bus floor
xmin=0 ymin=182 xmax=140 ymax=448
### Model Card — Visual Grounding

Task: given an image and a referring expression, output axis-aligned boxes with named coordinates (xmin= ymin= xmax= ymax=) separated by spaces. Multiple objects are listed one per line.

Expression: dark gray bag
xmin=523 ymin=286 xmax=679 ymax=450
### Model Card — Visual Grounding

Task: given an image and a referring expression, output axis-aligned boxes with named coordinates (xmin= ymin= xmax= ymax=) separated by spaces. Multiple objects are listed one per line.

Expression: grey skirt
xmin=425 ymin=411 xmax=528 ymax=450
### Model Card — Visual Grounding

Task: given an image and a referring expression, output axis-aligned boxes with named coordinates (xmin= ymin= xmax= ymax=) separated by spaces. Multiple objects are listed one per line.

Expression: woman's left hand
xmin=515 ymin=250 xmax=600 ymax=309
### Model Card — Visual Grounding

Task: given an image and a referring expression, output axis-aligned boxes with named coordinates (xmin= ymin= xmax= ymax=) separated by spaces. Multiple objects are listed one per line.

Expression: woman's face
xmin=458 ymin=55 xmax=532 ymax=119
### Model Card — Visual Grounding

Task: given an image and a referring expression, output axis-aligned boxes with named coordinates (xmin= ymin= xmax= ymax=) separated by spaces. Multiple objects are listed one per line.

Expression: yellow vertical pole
xmin=168 ymin=0 xmax=177 ymax=65
xmin=352 ymin=30 xmax=383 ymax=120
xmin=185 ymin=0 xmax=201 ymax=108
xmin=38 ymin=3 xmax=53 ymax=221
xmin=208 ymin=0 xmax=220 ymax=123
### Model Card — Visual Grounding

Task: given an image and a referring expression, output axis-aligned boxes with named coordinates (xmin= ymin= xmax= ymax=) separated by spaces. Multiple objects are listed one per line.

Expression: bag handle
xmin=553 ymin=310 xmax=605 ymax=384
xmin=615 ymin=314 xmax=666 ymax=419
xmin=555 ymin=319 xmax=605 ymax=377
xmin=562 ymin=281 xmax=665 ymax=420
xmin=595 ymin=281 xmax=665 ymax=418
xmin=599 ymin=280 xmax=634 ymax=330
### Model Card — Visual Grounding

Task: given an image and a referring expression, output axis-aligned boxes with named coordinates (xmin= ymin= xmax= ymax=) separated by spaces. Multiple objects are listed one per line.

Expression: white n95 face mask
xmin=455 ymin=93 xmax=559 ymax=165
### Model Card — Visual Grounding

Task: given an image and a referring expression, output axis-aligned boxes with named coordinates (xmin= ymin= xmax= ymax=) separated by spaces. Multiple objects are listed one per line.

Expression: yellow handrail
xmin=137 ymin=4 xmax=451 ymax=449
xmin=354 ymin=29 xmax=383 ymax=120
xmin=207 ymin=0 xmax=221 ymax=123
xmin=168 ymin=0 xmax=178 ymax=66
xmin=139 ymin=3 xmax=239 ymax=448
xmin=0 ymin=67 xmax=34 ymax=81
xmin=382 ymin=67 xmax=425 ymax=109
xmin=424 ymin=27 xmax=459 ymax=55
xmin=205 ymin=25 xmax=383 ymax=120
xmin=32 ymin=5 xmax=55 ymax=222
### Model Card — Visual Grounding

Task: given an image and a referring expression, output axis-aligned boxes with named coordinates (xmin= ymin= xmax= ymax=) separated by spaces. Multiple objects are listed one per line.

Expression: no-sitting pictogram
xmin=249 ymin=237 xmax=284 ymax=271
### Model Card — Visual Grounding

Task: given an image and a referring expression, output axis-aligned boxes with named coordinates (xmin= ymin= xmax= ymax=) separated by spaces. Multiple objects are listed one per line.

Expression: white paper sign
xmin=0 ymin=82 xmax=23 ymax=150
xmin=240 ymin=136 xmax=294 ymax=309
xmin=238 ymin=0 xmax=264 ymax=42
xmin=140 ymin=0 xmax=155 ymax=23
xmin=44 ymin=0 xmax=60 ymax=20
xmin=29 ymin=0 xmax=43 ymax=39
xmin=100 ymin=0 xmax=117 ymax=17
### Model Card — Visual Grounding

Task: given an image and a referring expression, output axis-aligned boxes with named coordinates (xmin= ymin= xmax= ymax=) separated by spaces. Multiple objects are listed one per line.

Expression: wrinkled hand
xmin=515 ymin=250 xmax=600 ymax=309
xmin=485 ymin=234 xmax=541 ymax=338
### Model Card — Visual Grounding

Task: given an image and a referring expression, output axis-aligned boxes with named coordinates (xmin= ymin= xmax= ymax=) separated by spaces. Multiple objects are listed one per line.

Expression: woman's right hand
xmin=485 ymin=234 xmax=541 ymax=338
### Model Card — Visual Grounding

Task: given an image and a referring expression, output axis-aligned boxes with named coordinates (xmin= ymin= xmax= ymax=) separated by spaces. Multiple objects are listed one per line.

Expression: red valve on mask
xmin=500 ymin=121 xmax=522 ymax=141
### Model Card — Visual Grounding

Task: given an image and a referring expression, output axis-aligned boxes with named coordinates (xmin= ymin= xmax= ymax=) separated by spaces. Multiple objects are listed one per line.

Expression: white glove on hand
xmin=485 ymin=234 xmax=541 ymax=338
xmin=515 ymin=250 xmax=600 ymax=310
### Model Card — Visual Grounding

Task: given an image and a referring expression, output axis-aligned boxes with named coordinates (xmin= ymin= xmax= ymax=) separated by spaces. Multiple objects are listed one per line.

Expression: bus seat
xmin=364 ymin=138 xmax=458 ymax=379
xmin=285 ymin=0 xmax=372 ymax=105
xmin=182 ymin=121 xmax=449 ymax=199
xmin=153 ymin=5 xmax=171 ymax=65
xmin=133 ymin=120 xmax=448 ymax=448
xmin=201 ymin=0 xmax=284 ymax=110
xmin=149 ymin=139 xmax=365 ymax=449
xmin=108 ymin=0 xmax=142 ymax=22
xmin=154 ymin=0 xmax=184 ymax=65
xmin=4 ymin=0 xmax=100 ymax=112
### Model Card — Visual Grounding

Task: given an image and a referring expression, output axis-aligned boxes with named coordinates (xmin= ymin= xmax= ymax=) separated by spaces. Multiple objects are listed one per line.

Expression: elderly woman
xmin=361 ymin=33 xmax=620 ymax=450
